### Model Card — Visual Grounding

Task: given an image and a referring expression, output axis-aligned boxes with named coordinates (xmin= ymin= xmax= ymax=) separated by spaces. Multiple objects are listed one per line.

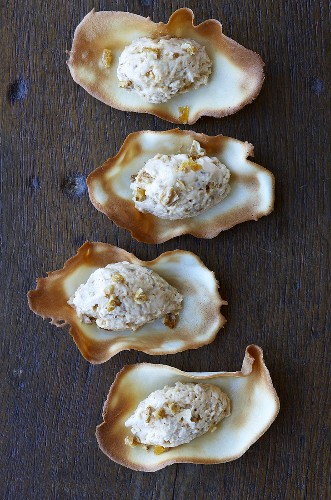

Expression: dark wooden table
xmin=1 ymin=1 xmax=330 ymax=498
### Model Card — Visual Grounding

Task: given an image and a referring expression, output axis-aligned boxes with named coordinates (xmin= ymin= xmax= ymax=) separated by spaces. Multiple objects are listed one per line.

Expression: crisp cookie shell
xmin=27 ymin=242 xmax=227 ymax=363
xmin=96 ymin=345 xmax=280 ymax=471
xmin=67 ymin=8 xmax=265 ymax=124
xmin=87 ymin=129 xmax=275 ymax=243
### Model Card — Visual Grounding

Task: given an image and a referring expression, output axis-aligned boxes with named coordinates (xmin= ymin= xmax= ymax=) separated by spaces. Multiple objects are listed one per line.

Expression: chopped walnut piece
xmin=175 ymin=179 xmax=186 ymax=190
xmin=107 ymin=294 xmax=121 ymax=311
xmin=178 ymin=157 xmax=202 ymax=173
xmin=104 ymin=285 xmax=114 ymax=298
xmin=125 ymin=435 xmax=140 ymax=447
xmin=135 ymin=188 xmax=146 ymax=201
xmin=162 ymin=312 xmax=178 ymax=329
xmin=189 ymin=161 xmax=202 ymax=172
xmin=134 ymin=288 xmax=147 ymax=304
xmin=182 ymin=42 xmax=197 ymax=55
xmin=155 ymin=408 xmax=166 ymax=419
xmin=101 ymin=48 xmax=112 ymax=67
xmin=119 ymin=80 xmax=132 ymax=88
xmin=154 ymin=445 xmax=166 ymax=455
xmin=178 ymin=106 xmax=189 ymax=124
xmin=144 ymin=47 xmax=161 ymax=58
xmin=112 ymin=273 xmax=125 ymax=283
xmin=145 ymin=70 xmax=156 ymax=80
xmin=168 ymin=402 xmax=180 ymax=414
xmin=160 ymin=187 xmax=179 ymax=206
xmin=177 ymin=162 xmax=187 ymax=172
xmin=146 ymin=406 xmax=153 ymax=423
xmin=140 ymin=172 xmax=153 ymax=183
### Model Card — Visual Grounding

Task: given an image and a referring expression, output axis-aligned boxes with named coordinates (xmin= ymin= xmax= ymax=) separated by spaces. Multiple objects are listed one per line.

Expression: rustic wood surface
xmin=1 ymin=0 xmax=330 ymax=498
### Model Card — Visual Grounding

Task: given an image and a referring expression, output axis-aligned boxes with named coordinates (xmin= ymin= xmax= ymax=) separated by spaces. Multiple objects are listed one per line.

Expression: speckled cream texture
xmin=117 ymin=37 xmax=212 ymax=103
xmin=125 ymin=382 xmax=230 ymax=447
xmin=130 ymin=141 xmax=231 ymax=220
xmin=68 ymin=262 xmax=183 ymax=331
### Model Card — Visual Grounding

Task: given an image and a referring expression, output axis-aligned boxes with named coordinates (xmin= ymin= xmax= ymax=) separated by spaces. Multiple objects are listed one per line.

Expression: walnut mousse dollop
xmin=68 ymin=262 xmax=183 ymax=331
xmin=125 ymin=382 xmax=230 ymax=453
xmin=117 ymin=37 xmax=212 ymax=104
xmin=130 ymin=140 xmax=231 ymax=220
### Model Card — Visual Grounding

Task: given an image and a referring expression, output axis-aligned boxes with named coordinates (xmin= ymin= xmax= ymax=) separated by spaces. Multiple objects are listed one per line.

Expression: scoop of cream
xmin=130 ymin=140 xmax=231 ymax=220
xmin=125 ymin=382 xmax=230 ymax=448
xmin=117 ymin=36 xmax=212 ymax=103
xmin=68 ymin=262 xmax=182 ymax=331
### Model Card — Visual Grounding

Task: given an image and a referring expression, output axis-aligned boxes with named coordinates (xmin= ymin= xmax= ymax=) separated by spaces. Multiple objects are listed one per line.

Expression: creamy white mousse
xmin=130 ymin=140 xmax=231 ymax=220
xmin=125 ymin=382 xmax=230 ymax=449
xmin=68 ymin=262 xmax=182 ymax=331
xmin=117 ymin=37 xmax=212 ymax=103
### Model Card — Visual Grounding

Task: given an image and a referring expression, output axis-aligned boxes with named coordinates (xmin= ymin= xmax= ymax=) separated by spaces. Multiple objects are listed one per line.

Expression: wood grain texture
xmin=0 ymin=0 xmax=329 ymax=498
